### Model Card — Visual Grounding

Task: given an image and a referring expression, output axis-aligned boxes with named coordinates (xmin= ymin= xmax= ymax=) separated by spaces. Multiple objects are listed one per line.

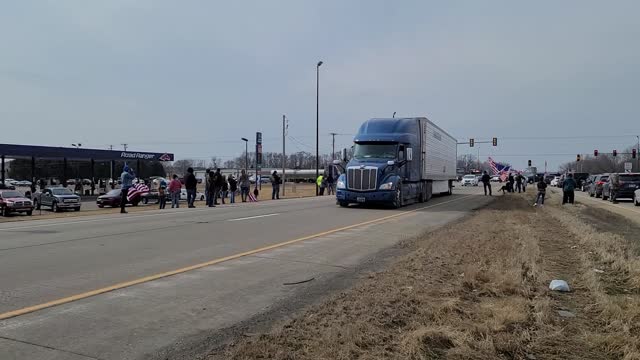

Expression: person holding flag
xmin=120 ymin=164 xmax=135 ymax=214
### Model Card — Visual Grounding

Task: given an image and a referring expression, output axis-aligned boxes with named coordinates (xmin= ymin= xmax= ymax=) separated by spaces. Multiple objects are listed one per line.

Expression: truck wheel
xmin=448 ymin=180 xmax=453 ymax=195
xmin=143 ymin=198 xmax=148 ymax=205
xmin=3 ymin=208 xmax=10 ymax=217
xmin=52 ymin=202 xmax=60 ymax=212
xmin=26 ymin=210 xmax=33 ymax=216
xmin=338 ymin=201 xmax=349 ymax=208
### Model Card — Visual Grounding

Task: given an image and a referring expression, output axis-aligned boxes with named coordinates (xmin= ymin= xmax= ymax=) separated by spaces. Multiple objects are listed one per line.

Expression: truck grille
xmin=347 ymin=167 xmax=377 ymax=191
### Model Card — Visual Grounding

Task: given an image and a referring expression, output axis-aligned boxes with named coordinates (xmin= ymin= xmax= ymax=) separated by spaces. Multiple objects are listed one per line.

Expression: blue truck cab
xmin=336 ymin=117 xmax=457 ymax=208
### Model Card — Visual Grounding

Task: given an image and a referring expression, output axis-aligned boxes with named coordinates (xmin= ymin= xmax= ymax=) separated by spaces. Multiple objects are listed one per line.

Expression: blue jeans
xmin=230 ymin=190 xmax=236 ymax=203
xmin=272 ymin=184 xmax=280 ymax=199
xmin=171 ymin=192 xmax=180 ymax=208
xmin=241 ymin=187 xmax=249 ymax=202
xmin=187 ymin=188 xmax=196 ymax=207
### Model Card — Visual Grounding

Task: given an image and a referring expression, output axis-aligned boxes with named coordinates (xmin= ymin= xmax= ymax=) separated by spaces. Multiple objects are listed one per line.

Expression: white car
xmin=634 ymin=189 xmax=640 ymax=206
xmin=461 ymin=175 xmax=479 ymax=186
xmin=180 ymin=188 xmax=205 ymax=201
xmin=550 ymin=176 xmax=560 ymax=187
xmin=490 ymin=176 xmax=501 ymax=182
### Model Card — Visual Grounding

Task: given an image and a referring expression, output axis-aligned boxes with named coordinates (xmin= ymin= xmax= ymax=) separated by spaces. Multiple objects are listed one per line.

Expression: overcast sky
xmin=2 ymin=1 xmax=639 ymax=170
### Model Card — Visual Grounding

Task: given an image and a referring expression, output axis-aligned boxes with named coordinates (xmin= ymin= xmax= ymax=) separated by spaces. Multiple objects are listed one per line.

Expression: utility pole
xmin=282 ymin=114 xmax=286 ymax=196
xmin=316 ymin=60 xmax=323 ymax=196
xmin=637 ymin=135 xmax=639 ymax=172
xmin=121 ymin=144 xmax=128 ymax=151
xmin=109 ymin=145 xmax=113 ymax=151
xmin=330 ymin=132 xmax=338 ymax=160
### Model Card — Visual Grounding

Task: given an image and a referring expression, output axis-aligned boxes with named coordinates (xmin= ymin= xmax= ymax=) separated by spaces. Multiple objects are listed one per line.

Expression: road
xmin=0 ymin=188 xmax=491 ymax=360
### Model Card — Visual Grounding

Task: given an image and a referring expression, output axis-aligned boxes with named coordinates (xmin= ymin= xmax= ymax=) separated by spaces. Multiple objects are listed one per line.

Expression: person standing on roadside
xmin=168 ymin=174 xmax=182 ymax=208
xmin=213 ymin=168 xmax=223 ymax=205
xmin=481 ymin=171 xmax=492 ymax=196
xmin=220 ymin=174 xmax=228 ymax=205
xmin=239 ymin=169 xmax=250 ymax=202
xmin=204 ymin=169 xmax=211 ymax=206
xmin=562 ymin=173 xmax=577 ymax=205
xmin=158 ymin=179 xmax=167 ymax=209
xmin=120 ymin=165 xmax=135 ymax=214
xmin=534 ymin=176 xmax=547 ymax=207
xmin=184 ymin=167 xmax=197 ymax=208
xmin=206 ymin=171 xmax=216 ymax=207
xmin=515 ymin=173 xmax=523 ymax=193
xmin=317 ymin=174 xmax=325 ymax=195
xmin=271 ymin=170 xmax=281 ymax=200
xmin=228 ymin=174 xmax=238 ymax=204
xmin=609 ymin=173 xmax=620 ymax=204
xmin=508 ymin=173 xmax=515 ymax=193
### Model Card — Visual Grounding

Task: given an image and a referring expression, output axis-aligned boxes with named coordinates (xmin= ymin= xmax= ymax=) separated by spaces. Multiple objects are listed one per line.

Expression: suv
xmin=602 ymin=173 xmax=640 ymax=202
xmin=0 ymin=190 xmax=34 ymax=216
xmin=589 ymin=174 xmax=609 ymax=198
xmin=33 ymin=187 xmax=81 ymax=212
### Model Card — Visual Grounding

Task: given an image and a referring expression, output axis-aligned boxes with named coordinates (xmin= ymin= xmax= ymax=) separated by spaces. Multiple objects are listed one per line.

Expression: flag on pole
xmin=127 ymin=183 xmax=149 ymax=202
xmin=248 ymin=189 xmax=258 ymax=202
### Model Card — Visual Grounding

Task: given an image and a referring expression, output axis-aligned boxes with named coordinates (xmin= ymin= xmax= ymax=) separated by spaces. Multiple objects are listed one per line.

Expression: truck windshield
xmin=353 ymin=143 xmax=397 ymax=159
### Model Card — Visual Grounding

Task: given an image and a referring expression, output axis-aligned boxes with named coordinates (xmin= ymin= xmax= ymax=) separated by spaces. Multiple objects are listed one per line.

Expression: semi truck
xmin=336 ymin=117 xmax=457 ymax=208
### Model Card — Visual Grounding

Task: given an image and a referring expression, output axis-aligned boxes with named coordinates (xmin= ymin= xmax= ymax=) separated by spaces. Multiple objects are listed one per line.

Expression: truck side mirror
xmin=387 ymin=160 xmax=395 ymax=166
xmin=406 ymin=148 xmax=413 ymax=161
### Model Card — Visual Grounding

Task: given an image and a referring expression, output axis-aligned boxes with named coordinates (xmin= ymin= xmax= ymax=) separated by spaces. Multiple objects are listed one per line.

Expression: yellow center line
xmin=0 ymin=195 xmax=473 ymax=321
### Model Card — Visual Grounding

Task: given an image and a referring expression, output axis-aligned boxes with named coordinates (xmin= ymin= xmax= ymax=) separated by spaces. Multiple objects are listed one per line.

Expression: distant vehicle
xmin=591 ymin=174 xmax=609 ymax=198
xmin=0 ymin=181 xmax=16 ymax=190
xmin=96 ymin=189 xmax=141 ymax=208
xmin=490 ymin=175 xmax=501 ymax=182
xmin=602 ymin=173 xmax=640 ymax=201
xmin=141 ymin=189 xmax=169 ymax=204
xmin=336 ymin=117 xmax=457 ymax=208
xmin=16 ymin=180 xmax=32 ymax=187
xmin=0 ymin=190 xmax=34 ymax=216
xmin=550 ymin=176 xmax=560 ymax=187
xmin=583 ymin=175 xmax=596 ymax=194
xmin=461 ymin=174 xmax=479 ymax=186
xmin=33 ymin=187 xmax=81 ymax=212
xmin=180 ymin=188 xmax=205 ymax=201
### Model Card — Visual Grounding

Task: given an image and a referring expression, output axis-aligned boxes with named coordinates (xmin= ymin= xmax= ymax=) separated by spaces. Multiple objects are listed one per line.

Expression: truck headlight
xmin=337 ymin=179 xmax=346 ymax=189
xmin=379 ymin=182 xmax=394 ymax=190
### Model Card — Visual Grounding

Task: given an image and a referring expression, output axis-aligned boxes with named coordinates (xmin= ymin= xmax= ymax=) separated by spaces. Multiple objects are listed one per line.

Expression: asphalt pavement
xmin=0 ymin=187 xmax=492 ymax=360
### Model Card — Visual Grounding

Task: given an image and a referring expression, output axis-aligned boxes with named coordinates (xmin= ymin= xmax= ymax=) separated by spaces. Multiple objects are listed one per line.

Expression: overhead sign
xmin=624 ymin=162 xmax=632 ymax=172
xmin=0 ymin=143 xmax=174 ymax=162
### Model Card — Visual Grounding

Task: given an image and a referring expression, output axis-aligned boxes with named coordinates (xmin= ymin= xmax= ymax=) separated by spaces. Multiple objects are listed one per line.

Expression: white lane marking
xmin=0 ymin=197 xmax=328 ymax=231
xmin=227 ymin=213 xmax=280 ymax=222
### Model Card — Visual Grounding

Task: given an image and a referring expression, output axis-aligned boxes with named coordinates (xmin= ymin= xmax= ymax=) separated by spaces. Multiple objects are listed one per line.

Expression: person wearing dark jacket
xmin=534 ymin=177 xmax=547 ymax=206
xmin=213 ymin=169 xmax=223 ymax=205
xmin=515 ymin=173 xmax=524 ymax=193
xmin=206 ymin=171 xmax=216 ymax=207
xmin=228 ymin=175 xmax=238 ymax=204
xmin=220 ymin=175 xmax=228 ymax=204
xmin=481 ymin=171 xmax=492 ymax=196
xmin=184 ymin=167 xmax=198 ymax=208
xmin=271 ymin=171 xmax=281 ymax=200
xmin=508 ymin=173 xmax=515 ymax=193
xmin=562 ymin=173 xmax=577 ymax=205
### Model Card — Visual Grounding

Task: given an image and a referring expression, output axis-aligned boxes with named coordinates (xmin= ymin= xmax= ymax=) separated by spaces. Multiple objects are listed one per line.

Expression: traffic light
xmin=469 ymin=138 xmax=474 ymax=147
xmin=492 ymin=137 xmax=498 ymax=146
xmin=613 ymin=149 xmax=617 ymax=157
xmin=633 ymin=149 xmax=637 ymax=159
xmin=576 ymin=154 xmax=581 ymax=162
xmin=528 ymin=159 xmax=532 ymax=167
xmin=594 ymin=149 xmax=598 ymax=157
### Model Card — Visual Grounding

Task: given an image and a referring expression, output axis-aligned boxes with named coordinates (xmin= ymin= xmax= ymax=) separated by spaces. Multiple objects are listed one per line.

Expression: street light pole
xmin=637 ymin=135 xmax=639 ymax=172
xmin=282 ymin=115 xmax=286 ymax=196
xmin=316 ymin=60 xmax=323 ymax=196
xmin=241 ymin=138 xmax=249 ymax=172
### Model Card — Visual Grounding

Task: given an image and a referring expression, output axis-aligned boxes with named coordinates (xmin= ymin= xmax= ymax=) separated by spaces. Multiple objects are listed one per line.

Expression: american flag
xmin=127 ymin=183 xmax=149 ymax=202
xmin=248 ymin=189 xmax=258 ymax=202
xmin=488 ymin=157 xmax=511 ymax=176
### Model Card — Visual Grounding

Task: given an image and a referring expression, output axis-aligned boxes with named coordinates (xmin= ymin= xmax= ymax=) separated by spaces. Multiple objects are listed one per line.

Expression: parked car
xmin=141 ymin=189 xmax=170 ymax=204
xmin=634 ymin=188 xmax=640 ymax=206
xmin=461 ymin=174 xmax=479 ymax=186
xmin=490 ymin=175 xmax=502 ymax=182
xmin=97 ymin=189 xmax=142 ymax=208
xmin=32 ymin=187 xmax=81 ymax=212
xmin=590 ymin=174 xmax=609 ymax=198
xmin=0 ymin=181 xmax=16 ymax=190
xmin=550 ymin=176 xmax=560 ymax=187
xmin=602 ymin=173 xmax=640 ymax=201
xmin=0 ymin=190 xmax=34 ymax=216
xmin=583 ymin=175 xmax=596 ymax=194
xmin=180 ymin=188 xmax=205 ymax=201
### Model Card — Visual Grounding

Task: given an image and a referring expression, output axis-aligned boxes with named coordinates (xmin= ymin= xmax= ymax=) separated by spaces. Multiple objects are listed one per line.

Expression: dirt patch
xmin=209 ymin=192 xmax=640 ymax=360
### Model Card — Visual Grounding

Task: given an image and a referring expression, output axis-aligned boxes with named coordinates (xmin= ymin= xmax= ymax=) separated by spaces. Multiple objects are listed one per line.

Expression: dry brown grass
xmin=209 ymin=191 xmax=640 ymax=360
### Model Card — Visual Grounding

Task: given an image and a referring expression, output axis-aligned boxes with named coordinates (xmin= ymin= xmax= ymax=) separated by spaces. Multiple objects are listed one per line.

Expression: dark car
xmin=583 ymin=175 xmax=597 ymax=194
xmin=589 ymin=174 xmax=609 ymax=198
xmin=97 ymin=189 xmax=141 ymax=208
xmin=572 ymin=173 xmax=590 ymax=190
xmin=602 ymin=173 xmax=640 ymax=202
xmin=141 ymin=189 xmax=169 ymax=204
xmin=33 ymin=187 xmax=81 ymax=212
xmin=0 ymin=190 xmax=34 ymax=216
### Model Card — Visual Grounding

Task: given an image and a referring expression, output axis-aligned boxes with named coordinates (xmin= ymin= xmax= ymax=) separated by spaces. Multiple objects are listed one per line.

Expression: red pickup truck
xmin=0 ymin=189 xmax=34 ymax=216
